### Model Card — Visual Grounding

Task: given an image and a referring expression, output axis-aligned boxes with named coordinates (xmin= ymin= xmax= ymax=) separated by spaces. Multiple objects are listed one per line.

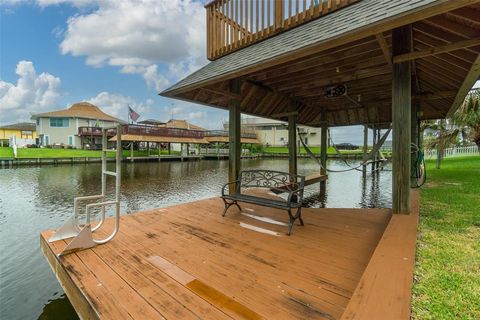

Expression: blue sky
xmin=0 ymin=0 xmax=402 ymax=143
xmin=0 ymin=0 xmax=230 ymax=129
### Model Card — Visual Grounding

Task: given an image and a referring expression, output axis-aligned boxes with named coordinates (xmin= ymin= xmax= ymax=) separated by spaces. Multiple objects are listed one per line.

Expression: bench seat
xmin=220 ymin=170 xmax=305 ymax=235
xmin=222 ymin=193 xmax=301 ymax=209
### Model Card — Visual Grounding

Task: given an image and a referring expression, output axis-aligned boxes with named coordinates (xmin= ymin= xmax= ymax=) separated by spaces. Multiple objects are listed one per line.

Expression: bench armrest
xmin=287 ymin=187 xmax=305 ymax=205
xmin=221 ymin=181 xmax=240 ymax=196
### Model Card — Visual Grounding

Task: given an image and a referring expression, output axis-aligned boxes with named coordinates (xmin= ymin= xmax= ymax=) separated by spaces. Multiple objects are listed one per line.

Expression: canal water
xmin=0 ymin=158 xmax=391 ymax=320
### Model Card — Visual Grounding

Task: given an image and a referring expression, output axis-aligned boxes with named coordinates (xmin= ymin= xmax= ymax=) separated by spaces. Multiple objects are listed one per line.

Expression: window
xmin=68 ymin=136 xmax=74 ymax=146
xmin=50 ymin=118 xmax=69 ymax=127
xmin=43 ymin=135 xmax=50 ymax=145
xmin=36 ymin=119 xmax=40 ymax=125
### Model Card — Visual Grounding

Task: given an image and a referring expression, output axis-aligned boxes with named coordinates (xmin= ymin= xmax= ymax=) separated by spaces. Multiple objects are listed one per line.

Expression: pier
xmin=41 ymin=190 xmax=419 ymax=320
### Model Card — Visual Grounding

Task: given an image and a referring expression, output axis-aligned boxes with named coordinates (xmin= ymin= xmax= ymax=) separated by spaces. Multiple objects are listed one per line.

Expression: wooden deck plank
xmin=340 ymin=190 xmax=420 ymax=320
xmin=41 ymin=196 xmax=393 ymax=320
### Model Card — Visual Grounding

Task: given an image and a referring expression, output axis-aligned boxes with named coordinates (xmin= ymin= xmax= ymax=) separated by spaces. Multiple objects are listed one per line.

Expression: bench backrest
xmin=238 ymin=170 xmax=305 ymax=193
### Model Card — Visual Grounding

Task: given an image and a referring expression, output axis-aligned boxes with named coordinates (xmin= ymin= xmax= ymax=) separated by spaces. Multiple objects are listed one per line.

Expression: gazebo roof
xmin=161 ymin=0 xmax=480 ymax=127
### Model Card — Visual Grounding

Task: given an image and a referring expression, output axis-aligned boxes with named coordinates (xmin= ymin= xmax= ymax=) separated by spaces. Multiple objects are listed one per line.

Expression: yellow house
xmin=0 ymin=122 xmax=37 ymax=146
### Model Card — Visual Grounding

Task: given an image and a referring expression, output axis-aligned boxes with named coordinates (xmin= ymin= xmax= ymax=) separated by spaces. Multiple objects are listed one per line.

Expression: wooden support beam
xmin=392 ymin=25 xmax=412 ymax=214
xmin=393 ymin=37 xmax=480 ymax=63
xmin=271 ymin=111 xmax=299 ymax=118
xmin=376 ymin=33 xmax=392 ymax=65
xmin=447 ymin=54 xmax=480 ymax=117
xmin=228 ymin=79 xmax=242 ymax=194
xmin=362 ymin=124 xmax=368 ymax=172
xmin=320 ymin=113 xmax=328 ymax=190
xmin=288 ymin=103 xmax=297 ymax=176
xmin=202 ymin=87 xmax=242 ymax=100
xmin=411 ymin=102 xmax=420 ymax=187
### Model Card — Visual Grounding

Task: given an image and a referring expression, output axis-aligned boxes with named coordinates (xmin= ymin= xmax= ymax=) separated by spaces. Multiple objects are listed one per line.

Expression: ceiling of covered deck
xmin=161 ymin=0 xmax=480 ymax=128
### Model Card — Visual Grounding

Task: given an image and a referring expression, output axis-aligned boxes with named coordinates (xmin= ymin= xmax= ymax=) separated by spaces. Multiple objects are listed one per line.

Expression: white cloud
xmin=0 ymin=60 xmax=62 ymax=123
xmin=43 ymin=0 xmax=207 ymax=91
xmin=86 ymin=91 xmax=153 ymax=121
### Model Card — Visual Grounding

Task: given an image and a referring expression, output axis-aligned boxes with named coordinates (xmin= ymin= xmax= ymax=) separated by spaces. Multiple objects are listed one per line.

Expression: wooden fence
xmin=205 ymin=0 xmax=360 ymax=60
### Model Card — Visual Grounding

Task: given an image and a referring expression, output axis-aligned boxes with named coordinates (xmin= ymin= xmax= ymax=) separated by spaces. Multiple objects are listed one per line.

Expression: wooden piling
xmin=392 ymin=25 xmax=412 ymax=214
xmin=228 ymin=79 xmax=241 ymax=194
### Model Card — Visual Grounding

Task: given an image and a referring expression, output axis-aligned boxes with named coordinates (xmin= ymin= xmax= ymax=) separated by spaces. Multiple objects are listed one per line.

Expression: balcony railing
xmin=78 ymin=127 xmax=116 ymax=136
xmin=205 ymin=0 xmax=360 ymax=60
xmin=205 ymin=130 xmax=257 ymax=138
xmin=122 ymin=124 xmax=205 ymax=139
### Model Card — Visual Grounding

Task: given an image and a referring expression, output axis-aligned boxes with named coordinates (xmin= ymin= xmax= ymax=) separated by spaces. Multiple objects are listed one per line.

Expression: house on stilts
xmin=41 ymin=1 xmax=480 ymax=319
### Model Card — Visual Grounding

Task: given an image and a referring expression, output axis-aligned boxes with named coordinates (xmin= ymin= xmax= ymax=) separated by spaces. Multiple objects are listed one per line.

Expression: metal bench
xmin=221 ymin=170 xmax=305 ymax=235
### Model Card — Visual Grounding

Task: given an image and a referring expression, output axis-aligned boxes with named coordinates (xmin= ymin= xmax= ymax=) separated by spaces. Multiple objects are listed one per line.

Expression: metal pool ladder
xmin=48 ymin=125 xmax=122 ymax=256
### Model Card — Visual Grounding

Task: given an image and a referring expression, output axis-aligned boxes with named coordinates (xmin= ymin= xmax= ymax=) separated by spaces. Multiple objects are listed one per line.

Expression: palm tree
xmin=422 ymin=119 xmax=459 ymax=169
xmin=453 ymin=89 xmax=480 ymax=153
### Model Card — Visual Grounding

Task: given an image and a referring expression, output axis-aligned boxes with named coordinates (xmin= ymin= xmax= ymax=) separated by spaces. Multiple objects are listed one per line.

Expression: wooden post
xmin=130 ymin=141 xmax=134 ymax=163
xmin=376 ymin=129 xmax=381 ymax=169
xmin=411 ymin=102 xmax=420 ymax=185
xmin=392 ymin=25 xmax=412 ymax=214
xmin=371 ymin=125 xmax=376 ymax=171
xmin=363 ymin=124 xmax=368 ymax=173
xmin=288 ymin=103 xmax=297 ymax=176
xmin=274 ymin=0 xmax=284 ymax=30
xmin=228 ymin=79 xmax=242 ymax=194
xmin=320 ymin=112 xmax=327 ymax=190
xmin=168 ymin=143 xmax=171 ymax=155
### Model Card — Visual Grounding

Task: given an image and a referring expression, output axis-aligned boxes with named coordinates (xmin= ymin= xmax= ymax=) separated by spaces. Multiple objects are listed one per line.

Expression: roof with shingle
xmin=161 ymin=0 xmax=441 ymax=96
xmin=162 ymin=119 xmax=206 ymax=131
xmin=0 ymin=122 xmax=36 ymax=131
xmin=31 ymin=102 xmax=125 ymax=123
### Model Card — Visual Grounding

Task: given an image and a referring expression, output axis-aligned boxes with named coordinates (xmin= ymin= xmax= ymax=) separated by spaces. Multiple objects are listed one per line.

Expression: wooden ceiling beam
xmin=376 ymin=33 xmax=392 ymax=65
xmin=393 ymin=37 xmax=480 ymax=63
xmin=424 ymin=15 xmax=479 ymax=39
xmin=447 ymin=54 xmax=480 ymax=117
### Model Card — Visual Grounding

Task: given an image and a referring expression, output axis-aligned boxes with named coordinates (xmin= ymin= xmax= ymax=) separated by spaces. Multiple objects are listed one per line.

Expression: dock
xmin=125 ymin=155 xmax=202 ymax=162
xmin=41 ymin=191 xmax=419 ymax=319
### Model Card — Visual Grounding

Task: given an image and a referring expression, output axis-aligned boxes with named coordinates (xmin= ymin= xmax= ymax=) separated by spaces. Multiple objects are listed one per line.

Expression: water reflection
xmin=0 ymin=158 xmax=391 ymax=320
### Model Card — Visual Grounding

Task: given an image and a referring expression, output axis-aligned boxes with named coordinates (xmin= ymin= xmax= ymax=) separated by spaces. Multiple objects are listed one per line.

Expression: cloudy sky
xmin=1 ymin=0 xmax=385 ymax=143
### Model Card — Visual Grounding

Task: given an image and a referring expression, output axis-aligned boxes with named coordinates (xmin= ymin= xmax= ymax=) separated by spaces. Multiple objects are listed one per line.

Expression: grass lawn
xmin=0 ymin=147 xmax=14 ymax=158
xmin=412 ymin=156 xmax=480 ymax=320
xmin=262 ymin=146 xmax=365 ymax=155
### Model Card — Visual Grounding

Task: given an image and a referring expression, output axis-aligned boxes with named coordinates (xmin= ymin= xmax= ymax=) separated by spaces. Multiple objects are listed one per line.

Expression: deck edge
xmin=40 ymin=233 xmax=100 ymax=320
xmin=340 ymin=190 xmax=420 ymax=320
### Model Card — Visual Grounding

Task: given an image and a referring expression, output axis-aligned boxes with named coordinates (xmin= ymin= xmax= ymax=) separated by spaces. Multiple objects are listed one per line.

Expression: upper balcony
xmin=205 ymin=0 xmax=360 ymax=60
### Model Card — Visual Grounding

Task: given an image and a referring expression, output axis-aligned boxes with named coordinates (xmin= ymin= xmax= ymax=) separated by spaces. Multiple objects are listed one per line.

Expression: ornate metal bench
xmin=221 ymin=170 xmax=305 ymax=235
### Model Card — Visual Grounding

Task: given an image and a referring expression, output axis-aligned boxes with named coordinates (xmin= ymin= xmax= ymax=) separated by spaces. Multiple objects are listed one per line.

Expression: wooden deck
xmin=40 ymin=194 xmax=420 ymax=320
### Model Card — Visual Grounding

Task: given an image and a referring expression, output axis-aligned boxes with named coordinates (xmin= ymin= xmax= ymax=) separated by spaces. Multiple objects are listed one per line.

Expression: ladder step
xmin=104 ymin=171 xmax=117 ymax=177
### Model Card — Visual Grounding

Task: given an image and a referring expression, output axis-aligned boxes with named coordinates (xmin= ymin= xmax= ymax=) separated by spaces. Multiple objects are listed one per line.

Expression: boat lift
xmin=48 ymin=125 xmax=122 ymax=256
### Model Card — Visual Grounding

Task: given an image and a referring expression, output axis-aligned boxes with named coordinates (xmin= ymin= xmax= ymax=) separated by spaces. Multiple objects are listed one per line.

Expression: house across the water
xmin=238 ymin=117 xmax=323 ymax=147
xmin=0 ymin=122 xmax=36 ymax=147
xmin=31 ymin=102 xmax=124 ymax=148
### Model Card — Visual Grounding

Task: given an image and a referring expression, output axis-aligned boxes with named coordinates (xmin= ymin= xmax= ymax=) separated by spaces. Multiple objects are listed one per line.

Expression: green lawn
xmin=412 ymin=156 xmax=480 ymax=320
xmin=262 ymin=146 xmax=365 ymax=155
xmin=0 ymin=147 xmax=14 ymax=158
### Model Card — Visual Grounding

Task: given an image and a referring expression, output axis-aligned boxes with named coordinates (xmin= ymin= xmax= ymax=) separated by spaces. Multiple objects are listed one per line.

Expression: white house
xmin=31 ymin=102 xmax=124 ymax=148
xmin=236 ymin=117 xmax=323 ymax=147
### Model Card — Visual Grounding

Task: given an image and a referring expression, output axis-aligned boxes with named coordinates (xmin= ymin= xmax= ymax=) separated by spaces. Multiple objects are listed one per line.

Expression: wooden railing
xmin=78 ymin=127 xmax=116 ymax=136
xmin=206 ymin=0 xmax=360 ymax=60
xmin=205 ymin=130 xmax=257 ymax=138
xmin=122 ymin=124 xmax=205 ymax=139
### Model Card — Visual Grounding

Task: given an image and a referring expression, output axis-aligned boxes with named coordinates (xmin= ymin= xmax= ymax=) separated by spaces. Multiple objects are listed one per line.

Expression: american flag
xmin=128 ymin=106 xmax=140 ymax=122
